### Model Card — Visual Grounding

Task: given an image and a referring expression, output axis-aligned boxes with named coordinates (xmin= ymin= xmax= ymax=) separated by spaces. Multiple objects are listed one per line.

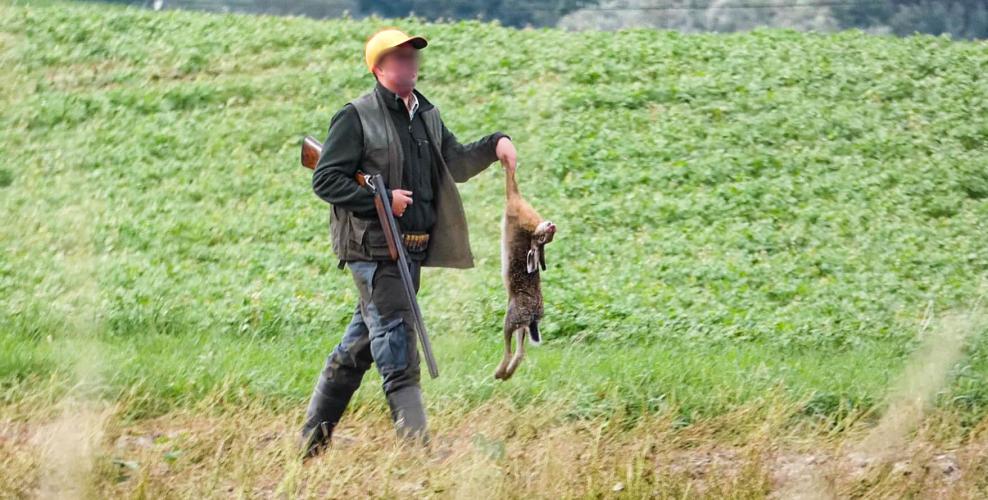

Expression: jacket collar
xmin=375 ymin=80 xmax=435 ymax=114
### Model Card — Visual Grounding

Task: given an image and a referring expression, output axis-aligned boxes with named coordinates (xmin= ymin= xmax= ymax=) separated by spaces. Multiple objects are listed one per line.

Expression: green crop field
xmin=1 ymin=0 xmax=988 ymax=497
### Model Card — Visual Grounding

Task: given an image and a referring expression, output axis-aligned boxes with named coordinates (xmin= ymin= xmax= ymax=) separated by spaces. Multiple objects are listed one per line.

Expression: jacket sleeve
xmin=440 ymin=119 xmax=510 ymax=183
xmin=311 ymin=104 xmax=376 ymax=217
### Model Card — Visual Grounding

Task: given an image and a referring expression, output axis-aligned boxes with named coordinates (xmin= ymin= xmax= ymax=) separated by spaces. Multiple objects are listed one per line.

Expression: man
xmin=300 ymin=27 xmax=518 ymax=457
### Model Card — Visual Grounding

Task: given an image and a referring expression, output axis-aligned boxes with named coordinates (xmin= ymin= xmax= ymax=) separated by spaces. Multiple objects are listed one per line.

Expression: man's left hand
xmin=496 ymin=137 xmax=517 ymax=174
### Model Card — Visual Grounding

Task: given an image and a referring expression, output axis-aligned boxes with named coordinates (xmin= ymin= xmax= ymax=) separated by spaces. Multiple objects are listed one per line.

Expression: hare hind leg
xmin=494 ymin=325 xmax=514 ymax=380
xmin=502 ymin=327 xmax=528 ymax=380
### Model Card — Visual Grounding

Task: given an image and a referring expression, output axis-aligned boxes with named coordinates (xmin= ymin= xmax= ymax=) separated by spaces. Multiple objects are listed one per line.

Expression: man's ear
xmin=372 ymin=62 xmax=385 ymax=81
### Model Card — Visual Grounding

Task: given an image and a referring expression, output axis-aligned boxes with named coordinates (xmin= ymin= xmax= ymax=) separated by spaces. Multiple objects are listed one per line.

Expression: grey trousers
xmin=328 ymin=259 xmax=423 ymax=394
xmin=301 ymin=259 xmax=426 ymax=452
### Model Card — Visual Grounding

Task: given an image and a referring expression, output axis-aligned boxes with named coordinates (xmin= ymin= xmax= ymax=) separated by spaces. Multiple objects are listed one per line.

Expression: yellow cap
xmin=364 ymin=28 xmax=428 ymax=73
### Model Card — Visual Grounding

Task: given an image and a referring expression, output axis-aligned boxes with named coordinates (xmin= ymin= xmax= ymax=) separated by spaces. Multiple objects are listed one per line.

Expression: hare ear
xmin=538 ymin=243 xmax=546 ymax=271
xmin=526 ymin=247 xmax=539 ymax=274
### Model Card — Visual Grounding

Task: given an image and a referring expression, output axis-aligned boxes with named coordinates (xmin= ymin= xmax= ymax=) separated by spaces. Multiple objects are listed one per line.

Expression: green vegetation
xmin=2 ymin=0 xmax=988 ymax=427
xmin=3 ymin=2 xmax=988 ymax=497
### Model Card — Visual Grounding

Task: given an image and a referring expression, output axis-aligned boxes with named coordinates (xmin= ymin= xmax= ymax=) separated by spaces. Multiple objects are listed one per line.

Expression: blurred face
xmin=373 ymin=43 xmax=420 ymax=96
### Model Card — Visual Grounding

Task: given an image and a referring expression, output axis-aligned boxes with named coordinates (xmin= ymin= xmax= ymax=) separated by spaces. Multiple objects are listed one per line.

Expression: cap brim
xmin=402 ymin=36 xmax=428 ymax=49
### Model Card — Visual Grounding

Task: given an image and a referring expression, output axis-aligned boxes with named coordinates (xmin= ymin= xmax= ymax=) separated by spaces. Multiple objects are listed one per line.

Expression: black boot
xmin=299 ymin=377 xmax=358 ymax=459
xmin=385 ymin=384 xmax=429 ymax=446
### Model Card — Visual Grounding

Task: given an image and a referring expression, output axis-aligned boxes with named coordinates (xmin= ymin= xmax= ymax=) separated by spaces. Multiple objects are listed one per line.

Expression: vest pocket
xmin=352 ymin=216 xmax=391 ymax=259
xmin=330 ymin=206 xmax=348 ymax=258
xmin=348 ymin=215 xmax=368 ymax=246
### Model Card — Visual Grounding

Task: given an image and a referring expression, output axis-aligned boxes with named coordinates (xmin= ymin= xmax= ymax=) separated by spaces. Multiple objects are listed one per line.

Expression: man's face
xmin=374 ymin=43 xmax=420 ymax=92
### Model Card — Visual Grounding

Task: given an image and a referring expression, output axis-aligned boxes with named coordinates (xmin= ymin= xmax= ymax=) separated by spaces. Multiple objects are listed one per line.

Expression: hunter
xmin=300 ymin=27 xmax=518 ymax=457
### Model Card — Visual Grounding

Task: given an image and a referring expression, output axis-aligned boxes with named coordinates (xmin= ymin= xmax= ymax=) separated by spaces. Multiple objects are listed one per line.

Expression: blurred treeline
xmin=100 ymin=0 xmax=988 ymax=39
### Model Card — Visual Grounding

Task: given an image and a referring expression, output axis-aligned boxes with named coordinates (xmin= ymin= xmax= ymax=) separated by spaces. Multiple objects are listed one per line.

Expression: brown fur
xmin=494 ymin=167 xmax=555 ymax=381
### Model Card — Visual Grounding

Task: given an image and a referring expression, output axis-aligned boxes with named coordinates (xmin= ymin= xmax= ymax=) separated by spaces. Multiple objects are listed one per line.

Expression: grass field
xmin=2 ymin=0 xmax=988 ymax=497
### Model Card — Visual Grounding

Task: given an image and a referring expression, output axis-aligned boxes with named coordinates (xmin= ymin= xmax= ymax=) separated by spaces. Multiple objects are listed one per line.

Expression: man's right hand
xmin=391 ymin=189 xmax=413 ymax=217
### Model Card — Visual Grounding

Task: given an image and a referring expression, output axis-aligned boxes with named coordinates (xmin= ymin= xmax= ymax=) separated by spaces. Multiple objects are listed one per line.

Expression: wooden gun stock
xmin=301 ymin=135 xmax=322 ymax=170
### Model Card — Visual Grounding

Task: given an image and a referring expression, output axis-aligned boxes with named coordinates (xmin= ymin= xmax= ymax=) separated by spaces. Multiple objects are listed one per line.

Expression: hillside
xmin=1 ymin=1 xmax=987 ymax=496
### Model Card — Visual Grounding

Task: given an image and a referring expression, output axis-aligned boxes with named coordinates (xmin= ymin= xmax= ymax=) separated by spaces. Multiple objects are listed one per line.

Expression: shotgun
xmin=300 ymin=135 xmax=439 ymax=379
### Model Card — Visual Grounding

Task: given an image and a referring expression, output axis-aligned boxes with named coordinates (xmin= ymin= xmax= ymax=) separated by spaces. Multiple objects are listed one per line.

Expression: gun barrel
xmin=370 ymin=174 xmax=440 ymax=379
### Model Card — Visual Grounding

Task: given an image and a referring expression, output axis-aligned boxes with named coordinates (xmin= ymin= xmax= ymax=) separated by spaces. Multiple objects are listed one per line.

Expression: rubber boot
xmin=385 ymin=384 xmax=429 ymax=446
xmin=299 ymin=378 xmax=357 ymax=459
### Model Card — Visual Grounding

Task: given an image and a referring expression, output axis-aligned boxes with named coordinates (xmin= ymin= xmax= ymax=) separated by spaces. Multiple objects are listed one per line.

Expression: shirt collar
xmin=406 ymin=92 xmax=419 ymax=120
xmin=375 ymin=81 xmax=433 ymax=119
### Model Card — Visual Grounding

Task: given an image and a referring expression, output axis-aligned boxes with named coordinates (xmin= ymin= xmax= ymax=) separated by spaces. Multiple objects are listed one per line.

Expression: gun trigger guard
xmin=363 ymin=175 xmax=378 ymax=194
